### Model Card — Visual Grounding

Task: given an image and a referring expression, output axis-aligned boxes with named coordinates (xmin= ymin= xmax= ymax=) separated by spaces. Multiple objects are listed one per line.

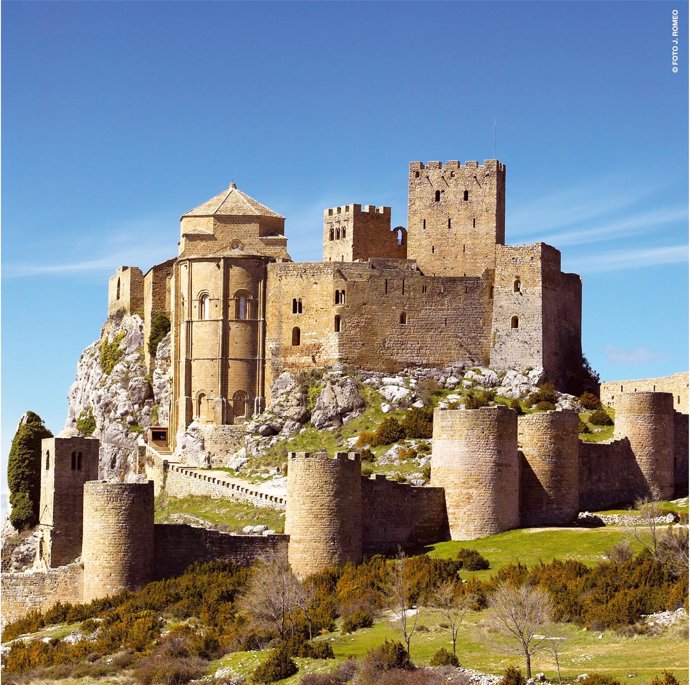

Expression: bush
xmin=364 ymin=640 xmax=412 ymax=672
xmin=464 ymin=389 xmax=494 ymax=409
xmin=100 ymin=332 xmax=125 ymax=374
xmin=148 ymin=313 xmax=171 ymax=357
xmin=526 ymin=383 xmax=557 ymax=408
xmin=298 ymin=641 xmax=335 ymax=659
xmin=360 ymin=449 xmax=375 ymax=463
xmin=7 ymin=411 xmax=53 ymax=530
xmin=341 ymin=608 xmax=374 ymax=634
xmin=589 ymin=409 xmax=613 ymax=426
xmin=357 ymin=430 xmax=377 ymax=448
xmin=534 ymin=401 xmax=557 ymax=411
xmin=650 ymin=672 xmax=681 ymax=685
xmin=76 ymin=408 xmax=97 ymax=437
xmin=605 ymin=540 xmax=633 ymax=564
xmin=456 ymin=548 xmax=490 ymax=571
xmin=578 ymin=419 xmax=590 ymax=434
xmin=508 ymin=398 xmax=523 ymax=415
xmin=401 ymin=408 xmax=433 ymax=439
xmin=577 ymin=676 xmax=621 ymax=685
xmin=498 ymin=666 xmax=526 ymax=685
xmin=373 ymin=418 xmax=406 ymax=446
xmin=429 ymin=648 xmax=458 ymax=667
xmin=252 ymin=644 xmax=298 ymax=683
xmin=579 ymin=392 xmax=602 ymax=410
xmin=135 ymin=655 xmax=206 ymax=685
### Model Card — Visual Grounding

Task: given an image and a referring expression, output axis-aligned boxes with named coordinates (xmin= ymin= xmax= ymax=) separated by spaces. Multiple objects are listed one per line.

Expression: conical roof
xmin=182 ymin=183 xmax=284 ymax=219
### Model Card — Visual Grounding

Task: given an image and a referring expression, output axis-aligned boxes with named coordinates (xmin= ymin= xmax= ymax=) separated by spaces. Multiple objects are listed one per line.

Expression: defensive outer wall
xmin=3 ymin=390 xmax=688 ymax=622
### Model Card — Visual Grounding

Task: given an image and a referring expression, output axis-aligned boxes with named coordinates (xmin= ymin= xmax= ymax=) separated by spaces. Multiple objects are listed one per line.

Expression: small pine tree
xmin=7 ymin=412 xmax=53 ymax=530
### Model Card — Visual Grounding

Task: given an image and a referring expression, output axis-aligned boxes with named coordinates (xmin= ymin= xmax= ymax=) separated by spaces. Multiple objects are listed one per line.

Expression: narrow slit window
xmin=434 ymin=190 xmax=441 ymax=202
xmin=472 ymin=218 xmax=476 ymax=228
xmin=334 ymin=315 xmax=341 ymax=333
xmin=448 ymin=218 xmax=452 ymax=229
xmin=399 ymin=312 xmax=407 ymax=325
xmin=432 ymin=245 xmax=435 ymax=254
xmin=71 ymin=451 xmax=76 ymax=470
xmin=116 ymin=278 xmax=121 ymax=300
xmin=422 ymin=285 xmax=427 ymax=294
xmin=511 ymin=316 xmax=519 ymax=329
xmin=292 ymin=327 xmax=301 ymax=346
xmin=384 ymin=279 xmax=388 ymax=295
xmin=402 ymin=279 xmax=405 ymax=295
xmin=423 ymin=219 xmax=426 ymax=230
xmin=464 ymin=190 xmax=469 ymax=201
xmin=77 ymin=452 xmax=83 ymax=470
xmin=46 ymin=450 xmax=50 ymax=470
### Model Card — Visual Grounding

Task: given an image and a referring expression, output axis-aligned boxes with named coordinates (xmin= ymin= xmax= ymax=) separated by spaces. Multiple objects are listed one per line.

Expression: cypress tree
xmin=7 ymin=411 xmax=53 ymax=530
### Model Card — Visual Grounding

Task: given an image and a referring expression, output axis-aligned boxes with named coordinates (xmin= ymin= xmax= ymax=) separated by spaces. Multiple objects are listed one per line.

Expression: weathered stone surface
xmin=311 ymin=376 xmax=365 ymax=429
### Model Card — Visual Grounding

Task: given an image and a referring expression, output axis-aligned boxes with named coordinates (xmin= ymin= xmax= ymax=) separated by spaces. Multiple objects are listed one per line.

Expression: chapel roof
xmin=182 ymin=183 xmax=284 ymax=219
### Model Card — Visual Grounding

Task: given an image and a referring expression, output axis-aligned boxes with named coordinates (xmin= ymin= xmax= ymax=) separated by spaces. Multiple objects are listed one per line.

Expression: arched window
xmin=514 ymin=279 xmax=521 ymax=293
xmin=335 ymin=291 xmax=340 ymax=305
xmin=196 ymin=392 xmax=206 ymax=419
xmin=234 ymin=290 xmax=250 ymax=320
xmin=464 ymin=190 xmax=469 ymax=201
xmin=400 ymin=312 xmax=407 ymax=325
xmin=71 ymin=451 xmax=76 ymax=470
xmin=77 ymin=452 xmax=83 ymax=470
xmin=334 ymin=315 xmax=342 ymax=333
xmin=511 ymin=316 xmax=519 ymax=329
xmin=342 ymin=227 xmax=347 ymax=239
xmin=45 ymin=450 xmax=50 ymax=470
xmin=233 ymin=390 xmax=248 ymax=419
xmin=329 ymin=228 xmax=334 ymax=241
xmin=116 ymin=277 xmax=121 ymax=300
xmin=336 ymin=227 xmax=341 ymax=240
xmin=199 ymin=293 xmax=209 ymax=320
xmin=298 ymin=299 xmax=303 ymax=313
xmin=292 ymin=327 xmax=301 ymax=346
xmin=293 ymin=298 xmax=298 ymax=313
xmin=434 ymin=190 xmax=441 ymax=202
xmin=340 ymin=290 xmax=346 ymax=304
xmin=415 ymin=171 xmax=420 ymax=178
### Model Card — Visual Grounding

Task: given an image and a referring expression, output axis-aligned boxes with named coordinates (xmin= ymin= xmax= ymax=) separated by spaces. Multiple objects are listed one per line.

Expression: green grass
xmin=579 ymin=407 xmax=616 ymax=442
xmin=426 ymin=527 xmax=647 ymax=580
xmin=596 ymin=500 xmax=689 ymax=517
xmin=154 ymin=495 xmax=285 ymax=533
xmin=209 ymin=609 xmax=688 ymax=684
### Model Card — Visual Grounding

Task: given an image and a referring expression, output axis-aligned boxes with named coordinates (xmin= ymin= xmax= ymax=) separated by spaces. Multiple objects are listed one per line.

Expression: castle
xmin=3 ymin=160 xmax=688 ymax=624
xmin=107 ymin=160 xmax=581 ymax=450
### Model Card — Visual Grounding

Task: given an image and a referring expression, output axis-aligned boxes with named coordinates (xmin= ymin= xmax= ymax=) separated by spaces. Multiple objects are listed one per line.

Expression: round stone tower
xmin=285 ymin=452 xmax=362 ymax=579
xmin=431 ymin=406 xmax=519 ymax=540
xmin=518 ymin=409 xmax=579 ymax=527
xmin=614 ymin=392 xmax=674 ymax=500
xmin=82 ymin=481 xmax=155 ymax=603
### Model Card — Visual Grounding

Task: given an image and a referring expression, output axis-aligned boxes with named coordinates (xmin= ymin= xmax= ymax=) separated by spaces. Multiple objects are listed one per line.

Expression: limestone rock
xmin=152 ymin=332 xmax=172 ymax=426
xmin=311 ymin=376 xmax=365 ymax=429
xmin=174 ymin=421 xmax=210 ymax=467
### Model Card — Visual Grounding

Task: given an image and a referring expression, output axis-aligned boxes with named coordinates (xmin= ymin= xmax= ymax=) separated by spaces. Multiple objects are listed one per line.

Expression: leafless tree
xmin=542 ymin=631 xmax=567 ymax=684
xmin=389 ymin=549 xmax=420 ymax=657
xmin=239 ymin=554 xmax=302 ymax=641
xmin=432 ymin=581 xmax=471 ymax=659
xmin=293 ymin=577 xmax=318 ymax=641
xmin=630 ymin=498 xmax=665 ymax=557
xmin=486 ymin=582 xmax=552 ymax=679
xmin=657 ymin=525 xmax=689 ymax=577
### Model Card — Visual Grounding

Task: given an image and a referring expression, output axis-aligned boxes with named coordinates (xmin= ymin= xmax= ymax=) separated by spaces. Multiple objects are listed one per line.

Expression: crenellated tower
xmin=407 ymin=160 xmax=506 ymax=276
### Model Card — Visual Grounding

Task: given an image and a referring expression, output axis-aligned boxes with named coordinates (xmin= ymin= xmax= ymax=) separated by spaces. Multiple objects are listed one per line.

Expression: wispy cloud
xmin=4 ymin=216 xmax=174 ymax=278
xmin=566 ymin=244 xmax=688 ymax=273
xmin=604 ymin=345 xmax=666 ymax=365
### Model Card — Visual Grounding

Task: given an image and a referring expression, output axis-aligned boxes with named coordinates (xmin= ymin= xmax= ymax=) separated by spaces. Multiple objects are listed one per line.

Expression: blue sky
xmin=2 ymin=1 xmax=688 ymax=493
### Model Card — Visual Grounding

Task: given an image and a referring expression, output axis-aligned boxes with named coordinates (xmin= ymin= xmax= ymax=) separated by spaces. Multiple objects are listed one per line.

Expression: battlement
xmin=325 ymin=204 xmax=391 ymax=217
xmin=288 ymin=450 xmax=359 ymax=463
xmin=410 ymin=160 xmax=506 ymax=172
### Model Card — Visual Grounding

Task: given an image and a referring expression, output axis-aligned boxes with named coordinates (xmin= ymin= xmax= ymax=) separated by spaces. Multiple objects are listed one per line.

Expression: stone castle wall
xmin=578 ymin=439 xmax=638 ymax=511
xmin=1 ymin=563 xmax=83 ymax=626
xmin=407 ymin=160 xmax=505 ymax=277
xmin=361 ymin=476 xmax=449 ymax=554
xmin=265 ymin=260 xmax=492 ymax=394
xmin=154 ymin=525 xmax=288 ymax=579
xmin=143 ymin=258 xmax=175 ymax=369
xmin=82 ymin=481 xmax=155 ymax=602
xmin=674 ymin=411 xmax=689 ymax=496
xmin=601 ymin=373 xmax=688 ymax=414
xmin=286 ymin=452 xmax=362 ymax=578
xmin=108 ymin=266 xmax=144 ymax=316
xmin=614 ymin=393 xmax=675 ymax=500
xmin=518 ymin=410 xmax=580 ymax=526
xmin=431 ymin=406 xmax=520 ymax=540
xmin=38 ymin=437 xmax=99 ymax=568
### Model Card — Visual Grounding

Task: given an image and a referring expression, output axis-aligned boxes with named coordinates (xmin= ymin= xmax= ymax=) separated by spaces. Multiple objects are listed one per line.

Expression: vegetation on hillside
xmin=148 ymin=312 xmax=170 ymax=357
xmin=7 ymin=411 xmax=53 ymax=530
xmin=100 ymin=331 xmax=125 ymax=374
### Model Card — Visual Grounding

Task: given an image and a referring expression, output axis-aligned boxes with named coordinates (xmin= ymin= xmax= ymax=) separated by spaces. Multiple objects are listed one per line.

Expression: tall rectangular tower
xmin=37 ymin=437 xmax=100 ymax=568
xmin=406 ymin=160 xmax=506 ymax=276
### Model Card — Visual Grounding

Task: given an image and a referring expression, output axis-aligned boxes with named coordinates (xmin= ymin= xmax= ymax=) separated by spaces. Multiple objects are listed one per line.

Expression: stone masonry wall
xmin=518 ymin=410 xmax=579 ymax=527
xmin=361 ymin=476 xmax=449 ymax=554
xmin=1 ymin=563 xmax=83 ymax=626
xmin=674 ymin=411 xmax=689 ymax=496
xmin=82 ymin=482 xmax=155 ymax=603
xmin=614 ymin=393 xmax=675 ymax=500
xmin=407 ymin=160 xmax=505 ymax=277
xmin=154 ymin=525 xmax=288 ymax=579
xmin=161 ymin=462 xmax=285 ymax=509
xmin=578 ymin=439 xmax=638 ymax=511
xmin=601 ymin=373 xmax=688 ymax=414
xmin=143 ymin=258 xmax=175 ymax=369
xmin=431 ymin=406 xmax=519 ymax=540
xmin=108 ymin=266 xmax=144 ymax=316
xmin=286 ymin=452 xmax=362 ymax=579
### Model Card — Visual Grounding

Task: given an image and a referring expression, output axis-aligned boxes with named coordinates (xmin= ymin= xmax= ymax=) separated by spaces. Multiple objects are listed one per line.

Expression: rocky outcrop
xmin=152 ymin=332 xmax=172 ymax=427
xmin=63 ymin=314 xmax=171 ymax=481
xmin=311 ymin=374 xmax=366 ymax=429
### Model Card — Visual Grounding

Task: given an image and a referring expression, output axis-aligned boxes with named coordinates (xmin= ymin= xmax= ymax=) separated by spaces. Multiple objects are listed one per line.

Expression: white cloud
xmin=566 ymin=244 xmax=688 ymax=273
xmin=604 ymin=345 xmax=665 ymax=365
